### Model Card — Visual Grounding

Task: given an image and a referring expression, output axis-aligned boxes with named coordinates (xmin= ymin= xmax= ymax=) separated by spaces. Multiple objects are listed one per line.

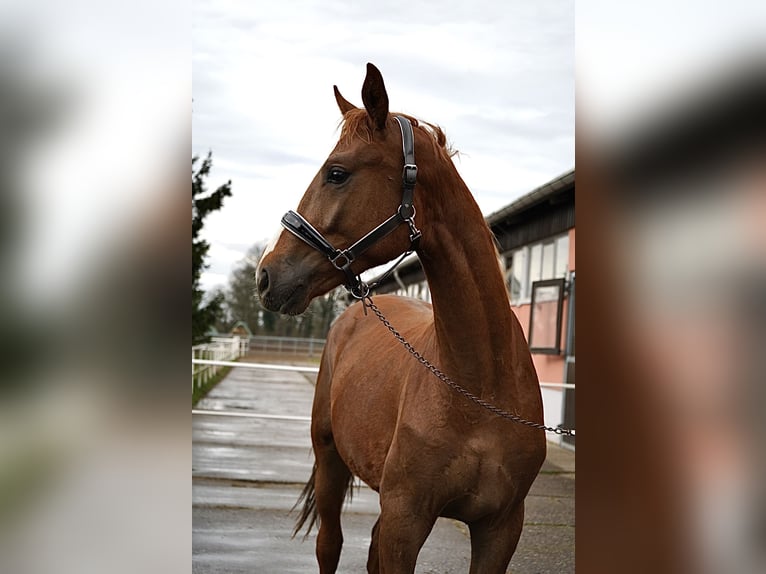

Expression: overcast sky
xmin=192 ymin=0 xmax=574 ymax=293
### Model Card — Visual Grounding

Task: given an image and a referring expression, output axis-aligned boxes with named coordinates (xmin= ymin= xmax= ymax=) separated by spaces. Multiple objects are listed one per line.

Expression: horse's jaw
xmin=260 ymin=280 xmax=310 ymax=316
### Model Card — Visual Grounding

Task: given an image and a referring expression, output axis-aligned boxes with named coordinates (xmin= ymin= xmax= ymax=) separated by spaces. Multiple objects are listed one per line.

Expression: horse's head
xmin=257 ymin=63 xmax=423 ymax=315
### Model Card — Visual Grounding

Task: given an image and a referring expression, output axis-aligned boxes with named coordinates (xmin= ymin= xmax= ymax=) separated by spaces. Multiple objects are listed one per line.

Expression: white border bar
xmin=191 ymin=360 xmax=574 ymax=388
xmin=192 ymin=359 xmax=319 ymax=374
xmin=192 ymin=409 xmax=311 ymax=421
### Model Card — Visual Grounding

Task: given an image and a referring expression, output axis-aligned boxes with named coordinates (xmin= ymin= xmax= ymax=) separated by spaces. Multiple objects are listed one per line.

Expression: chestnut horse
xmin=257 ymin=63 xmax=546 ymax=573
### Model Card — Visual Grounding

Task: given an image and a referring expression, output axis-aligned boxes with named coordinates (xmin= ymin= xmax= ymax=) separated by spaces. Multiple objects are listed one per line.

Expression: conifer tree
xmin=192 ymin=152 xmax=232 ymax=344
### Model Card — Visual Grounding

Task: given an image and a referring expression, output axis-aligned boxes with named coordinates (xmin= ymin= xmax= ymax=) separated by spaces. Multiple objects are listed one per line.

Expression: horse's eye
xmin=327 ymin=167 xmax=350 ymax=185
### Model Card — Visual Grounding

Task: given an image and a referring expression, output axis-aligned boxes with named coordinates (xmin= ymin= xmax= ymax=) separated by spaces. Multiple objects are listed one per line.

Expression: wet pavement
xmin=192 ymin=358 xmax=574 ymax=573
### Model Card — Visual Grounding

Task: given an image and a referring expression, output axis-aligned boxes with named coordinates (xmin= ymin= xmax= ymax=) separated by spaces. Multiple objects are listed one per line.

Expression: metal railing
xmin=248 ymin=336 xmax=326 ymax=357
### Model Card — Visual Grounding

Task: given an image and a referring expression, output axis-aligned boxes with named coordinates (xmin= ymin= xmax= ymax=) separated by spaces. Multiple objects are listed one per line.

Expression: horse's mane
xmin=338 ymin=109 xmax=457 ymax=159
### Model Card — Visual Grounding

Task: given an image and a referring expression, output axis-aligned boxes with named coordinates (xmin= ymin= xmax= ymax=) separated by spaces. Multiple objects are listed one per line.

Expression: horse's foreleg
xmin=376 ymin=494 xmax=437 ymax=574
xmin=313 ymin=440 xmax=352 ymax=574
xmin=366 ymin=517 xmax=381 ymax=574
xmin=467 ymin=502 xmax=525 ymax=574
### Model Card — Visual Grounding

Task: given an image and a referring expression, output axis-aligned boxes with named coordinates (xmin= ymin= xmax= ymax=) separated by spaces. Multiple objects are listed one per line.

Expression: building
xmin=229 ymin=320 xmax=253 ymax=339
xmin=370 ymin=168 xmax=575 ymax=447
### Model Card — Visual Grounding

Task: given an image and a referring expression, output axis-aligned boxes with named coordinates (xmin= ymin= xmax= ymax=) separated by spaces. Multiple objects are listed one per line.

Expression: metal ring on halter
xmin=349 ymin=281 xmax=370 ymax=300
xmin=398 ymin=204 xmax=416 ymax=220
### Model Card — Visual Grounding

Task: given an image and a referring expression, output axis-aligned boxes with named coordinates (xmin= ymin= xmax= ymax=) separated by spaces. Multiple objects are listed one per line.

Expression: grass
xmin=193 ymin=364 xmax=233 ymax=406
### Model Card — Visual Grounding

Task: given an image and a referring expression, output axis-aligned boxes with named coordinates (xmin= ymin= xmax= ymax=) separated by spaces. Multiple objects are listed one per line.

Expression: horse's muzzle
xmin=256 ymin=263 xmax=310 ymax=315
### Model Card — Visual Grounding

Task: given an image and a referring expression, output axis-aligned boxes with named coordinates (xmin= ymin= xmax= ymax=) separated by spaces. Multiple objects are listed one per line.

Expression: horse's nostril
xmin=257 ymin=268 xmax=270 ymax=294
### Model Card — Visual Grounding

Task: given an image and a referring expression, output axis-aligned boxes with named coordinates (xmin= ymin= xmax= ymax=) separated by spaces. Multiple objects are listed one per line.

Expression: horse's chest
xmin=410 ymin=427 xmax=517 ymax=494
xmin=436 ymin=443 xmax=520 ymax=520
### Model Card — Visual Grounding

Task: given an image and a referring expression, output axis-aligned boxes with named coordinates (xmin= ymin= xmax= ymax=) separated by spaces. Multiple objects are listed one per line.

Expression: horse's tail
xmin=291 ymin=461 xmax=356 ymax=538
xmin=292 ymin=463 xmax=318 ymax=538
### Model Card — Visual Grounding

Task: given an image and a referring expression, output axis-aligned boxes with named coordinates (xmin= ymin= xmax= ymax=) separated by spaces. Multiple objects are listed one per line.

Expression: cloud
xmin=192 ymin=0 xmax=574 ymax=293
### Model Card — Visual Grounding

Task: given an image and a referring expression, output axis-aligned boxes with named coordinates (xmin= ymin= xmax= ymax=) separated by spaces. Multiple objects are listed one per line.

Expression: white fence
xmin=248 ymin=336 xmax=325 ymax=357
xmin=192 ymin=336 xmax=248 ymax=392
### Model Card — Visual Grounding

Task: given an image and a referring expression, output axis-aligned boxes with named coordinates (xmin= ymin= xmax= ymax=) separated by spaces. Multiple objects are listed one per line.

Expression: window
xmin=565 ymin=273 xmax=575 ymax=357
xmin=528 ymin=278 xmax=565 ymax=354
xmin=542 ymin=241 xmax=555 ymax=280
xmin=507 ymin=249 xmax=527 ymax=302
xmin=555 ymin=235 xmax=569 ymax=278
xmin=529 ymin=244 xmax=542 ymax=286
xmin=508 ymin=232 xmax=570 ymax=305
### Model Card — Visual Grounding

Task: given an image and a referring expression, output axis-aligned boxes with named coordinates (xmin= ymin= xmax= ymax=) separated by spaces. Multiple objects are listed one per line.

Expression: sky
xmin=192 ymin=0 xmax=575 ymax=293
xmin=4 ymin=0 xmax=760 ymax=304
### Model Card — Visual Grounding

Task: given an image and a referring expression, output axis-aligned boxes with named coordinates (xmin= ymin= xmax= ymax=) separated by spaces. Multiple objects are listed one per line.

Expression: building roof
xmin=230 ymin=320 xmax=253 ymax=336
xmin=485 ymin=168 xmax=575 ymax=227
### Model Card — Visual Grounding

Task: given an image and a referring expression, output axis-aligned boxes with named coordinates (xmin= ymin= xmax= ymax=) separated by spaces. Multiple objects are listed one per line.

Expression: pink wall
xmin=510 ymin=226 xmax=575 ymax=385
xmin=512 ymin=302 xmax=566 ymax=384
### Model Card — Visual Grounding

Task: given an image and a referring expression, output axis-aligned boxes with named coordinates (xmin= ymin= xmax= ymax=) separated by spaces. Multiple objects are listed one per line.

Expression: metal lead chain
xmin=362 ymin=296 xmax=576 ymax=437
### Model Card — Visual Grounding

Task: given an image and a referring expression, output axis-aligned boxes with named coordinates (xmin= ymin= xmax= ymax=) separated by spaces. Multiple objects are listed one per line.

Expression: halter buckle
xmin=331 ymin=250 xmax=354 ymax=270
xmin=403 ymin=164 xmax=417 ymax=185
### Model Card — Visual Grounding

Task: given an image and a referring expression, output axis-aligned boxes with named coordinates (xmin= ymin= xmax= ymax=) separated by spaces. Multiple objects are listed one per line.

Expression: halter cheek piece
xmin=280 ymin=115 xmax=421 ymax=299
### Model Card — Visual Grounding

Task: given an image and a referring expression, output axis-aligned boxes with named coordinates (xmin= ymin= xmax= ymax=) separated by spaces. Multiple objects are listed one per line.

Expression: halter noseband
xmin=280 ymin=115 xmax=421 ymax=299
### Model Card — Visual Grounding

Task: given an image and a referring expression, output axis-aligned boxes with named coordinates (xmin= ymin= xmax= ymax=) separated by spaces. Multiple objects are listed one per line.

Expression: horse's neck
xmin=418 ymin=179 xmax=539 ymax=405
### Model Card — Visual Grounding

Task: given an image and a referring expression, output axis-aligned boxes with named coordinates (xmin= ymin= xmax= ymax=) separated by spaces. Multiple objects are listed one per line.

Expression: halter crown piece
xmin=280 ymin=115 xmax=421 ymax=299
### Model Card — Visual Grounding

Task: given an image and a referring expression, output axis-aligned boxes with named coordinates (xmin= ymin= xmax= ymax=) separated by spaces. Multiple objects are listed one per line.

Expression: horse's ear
xmin=361 ymin=63 xmax=389 ymax=131
xmin=333 ymin=85 xmax=357 ymax=115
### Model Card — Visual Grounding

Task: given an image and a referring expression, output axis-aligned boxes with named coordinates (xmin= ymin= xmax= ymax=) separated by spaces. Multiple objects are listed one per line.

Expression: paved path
xmin=192 ymin=360 xmax=574 ymax=573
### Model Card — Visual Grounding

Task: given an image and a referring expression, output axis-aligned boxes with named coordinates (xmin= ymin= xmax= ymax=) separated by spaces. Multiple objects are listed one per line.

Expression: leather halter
xmin=280 ymin=115 xmax=421 ymax=298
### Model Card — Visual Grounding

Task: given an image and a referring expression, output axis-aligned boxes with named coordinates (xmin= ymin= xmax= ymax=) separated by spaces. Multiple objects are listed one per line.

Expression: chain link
xmin=362 ymin=297 xmax=576 ymax=437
